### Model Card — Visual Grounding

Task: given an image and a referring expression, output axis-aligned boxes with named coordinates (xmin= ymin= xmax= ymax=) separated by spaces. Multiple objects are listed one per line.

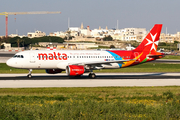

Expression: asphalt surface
xmin=1 ymin=52 xmax=180 ymax=88
xmin=0 ymin=73 xmax=180 ymax=88
xmin=0 ymin=73 xmax=180 ymax=80
xmin=0 ymin=52 xmax=16 ymax=57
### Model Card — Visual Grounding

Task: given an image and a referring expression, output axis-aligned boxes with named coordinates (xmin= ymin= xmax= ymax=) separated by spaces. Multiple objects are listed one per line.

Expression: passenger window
xmin=21 ymin=55 xmax=24 ymax=58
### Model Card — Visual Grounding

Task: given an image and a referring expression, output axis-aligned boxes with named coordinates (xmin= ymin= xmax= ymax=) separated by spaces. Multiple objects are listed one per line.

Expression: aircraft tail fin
xmin=133 ymin=24 xmax=162 ymax=53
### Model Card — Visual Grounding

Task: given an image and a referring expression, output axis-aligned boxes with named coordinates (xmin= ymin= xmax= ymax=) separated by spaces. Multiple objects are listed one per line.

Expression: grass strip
xmin=162 ymin=55 xmax=180 ymax=59
xmin=0 ymin=87 xmax=180 ymax=119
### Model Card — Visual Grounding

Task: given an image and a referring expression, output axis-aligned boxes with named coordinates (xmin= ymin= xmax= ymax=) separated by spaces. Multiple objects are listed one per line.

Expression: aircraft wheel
xmin=27 ymin=74 xmax=32 ymax=78
xmin=89 ymin=73 xmax=96 ymax=79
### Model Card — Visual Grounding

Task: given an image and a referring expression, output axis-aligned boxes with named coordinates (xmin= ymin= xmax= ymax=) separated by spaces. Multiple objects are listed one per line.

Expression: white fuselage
xmin=6 ymin=50 xmax=123 ymax=70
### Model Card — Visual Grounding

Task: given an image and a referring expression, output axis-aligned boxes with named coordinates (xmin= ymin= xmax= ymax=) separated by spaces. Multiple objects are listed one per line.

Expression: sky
xmin=0 ymin=0 xmax=180 ymax=36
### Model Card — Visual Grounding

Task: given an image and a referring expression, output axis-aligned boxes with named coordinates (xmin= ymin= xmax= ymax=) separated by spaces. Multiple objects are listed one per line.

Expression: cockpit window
xmin=13 ymin=55 xmax=24 ymax=58
xmin=13 ymin=55 xmax=17 ymax=58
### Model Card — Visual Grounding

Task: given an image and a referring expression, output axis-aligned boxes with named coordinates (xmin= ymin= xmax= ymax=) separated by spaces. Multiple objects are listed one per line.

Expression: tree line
xmin=0 ymin=36 xmax=64 ymax=48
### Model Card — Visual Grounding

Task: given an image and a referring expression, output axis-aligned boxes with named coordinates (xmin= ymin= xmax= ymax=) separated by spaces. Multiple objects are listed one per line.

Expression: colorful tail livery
xmin=6 ymin=24 xmax=164 ymax=78
xmin=107 ymin=24 xmax=163 ymax=67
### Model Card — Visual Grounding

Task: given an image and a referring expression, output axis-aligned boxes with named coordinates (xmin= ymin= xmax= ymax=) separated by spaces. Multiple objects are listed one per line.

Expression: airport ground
xmin=1 ymin=51 xmax=180 ymax=88
xmin=0 ymin=73 xmax=180 ymax=88
xmin=1 ymin=52 xmax=180 ymax=119
xmin=1 ymin=86 xmax=180 ymax=119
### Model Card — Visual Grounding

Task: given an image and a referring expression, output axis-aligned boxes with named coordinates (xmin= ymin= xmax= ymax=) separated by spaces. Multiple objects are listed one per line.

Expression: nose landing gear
xmin=27 ymin=69 xmax=32 ymax=78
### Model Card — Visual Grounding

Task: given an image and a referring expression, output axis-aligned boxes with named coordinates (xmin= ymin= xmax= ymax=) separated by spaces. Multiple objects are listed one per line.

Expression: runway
xmin=1 ymin=52 xmax=180 ymax=88
xmin=0 ymin=52 xmax=16 ymax=63
xmin=0 ymin=73 xmax=180 ymax=88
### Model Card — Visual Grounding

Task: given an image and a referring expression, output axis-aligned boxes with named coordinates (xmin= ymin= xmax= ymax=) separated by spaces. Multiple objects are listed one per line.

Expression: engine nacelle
xmin=45 ymin=69 xmax=62 ymax=74
xmin=66 ymin=65 xmax=85 ymax=76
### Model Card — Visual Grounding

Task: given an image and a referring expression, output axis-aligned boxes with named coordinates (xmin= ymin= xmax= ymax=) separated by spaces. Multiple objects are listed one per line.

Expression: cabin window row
xmin=37 ymin=56 xmax=130 ymax=59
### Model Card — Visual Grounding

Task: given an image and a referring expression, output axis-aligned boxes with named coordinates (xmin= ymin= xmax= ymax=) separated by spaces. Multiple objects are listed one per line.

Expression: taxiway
xmin=0 ymin=73 xmax=180 ymax=88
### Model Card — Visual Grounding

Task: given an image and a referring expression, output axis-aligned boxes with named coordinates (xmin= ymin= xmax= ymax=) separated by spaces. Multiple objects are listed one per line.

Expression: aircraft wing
xmin=70 ymin=59 xmax=136 ymax=66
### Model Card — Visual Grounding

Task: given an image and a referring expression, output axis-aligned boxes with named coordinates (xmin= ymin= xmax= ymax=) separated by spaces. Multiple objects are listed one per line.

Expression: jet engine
xmin=45 ymin=69 xmax=62 ymax=74
xmin=66 ymin=65 xmax=85 ymax=76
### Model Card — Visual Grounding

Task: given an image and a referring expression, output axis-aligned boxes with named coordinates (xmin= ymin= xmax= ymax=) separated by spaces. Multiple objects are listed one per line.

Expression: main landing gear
xmin=89 ymin=72 xmax=96 ymax=79
xmin=27 ymin=69 xmax=32 ymax=78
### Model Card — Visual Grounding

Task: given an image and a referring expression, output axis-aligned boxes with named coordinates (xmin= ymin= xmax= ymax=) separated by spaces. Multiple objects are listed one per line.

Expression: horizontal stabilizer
xmin=148 ymin=54 xmax=164 ymax=58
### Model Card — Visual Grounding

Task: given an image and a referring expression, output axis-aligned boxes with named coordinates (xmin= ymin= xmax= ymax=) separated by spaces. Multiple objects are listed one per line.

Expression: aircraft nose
xmin=6 ymin=58 xmax=13 ymax=67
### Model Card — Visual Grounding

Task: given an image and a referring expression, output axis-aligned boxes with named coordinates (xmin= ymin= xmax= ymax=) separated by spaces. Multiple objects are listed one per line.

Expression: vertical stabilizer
xmin=133 ymin=24 xmax=162 ymax=53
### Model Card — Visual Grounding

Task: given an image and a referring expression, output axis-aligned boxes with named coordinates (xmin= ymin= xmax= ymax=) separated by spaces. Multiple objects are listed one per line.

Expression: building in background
xmin=27 ymin=30 xmax=46 ymax=38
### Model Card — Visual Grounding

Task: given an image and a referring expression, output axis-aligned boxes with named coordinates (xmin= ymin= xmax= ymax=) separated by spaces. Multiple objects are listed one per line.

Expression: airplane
xmin=6 ymin=24 xmax=164 ymax=78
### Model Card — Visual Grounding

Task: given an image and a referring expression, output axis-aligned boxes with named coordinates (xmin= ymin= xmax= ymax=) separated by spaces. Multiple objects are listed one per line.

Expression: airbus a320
xmin=6 ymin=24 xmax=164 ymax=78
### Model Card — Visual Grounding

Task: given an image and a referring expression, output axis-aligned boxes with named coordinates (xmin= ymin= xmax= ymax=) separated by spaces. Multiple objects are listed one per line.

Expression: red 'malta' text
xmin=38 ymin=52 xmax=67 ymax=60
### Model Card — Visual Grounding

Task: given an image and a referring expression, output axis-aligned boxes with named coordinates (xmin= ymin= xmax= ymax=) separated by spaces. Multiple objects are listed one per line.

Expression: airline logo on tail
xmin=133 ymin=24 xmax=162 ymax=53
xmin=130 ymin=24 xmax=163 ymax=64
xmin=145 ymin=33 xmax=158 ymax=51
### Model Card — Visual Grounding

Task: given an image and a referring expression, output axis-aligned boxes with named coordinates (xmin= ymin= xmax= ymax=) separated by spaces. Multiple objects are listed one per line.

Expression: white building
xmin=9 ymin=34 xmax=26 ymax=38
xmin=27 ymin=30 xmax=46 ymax=38
xmin=1 ymin=42 xmax=11 ymax=51
xmin=50 ymin=31 xmax=66 ymax=38
xmin=80 ymin=26 xmax=91 ymax=37
xmin=69 ymin=27 xmax=80 ymax=32
xmin=9 ymin=34 xmax=18 ymax=38
xmin=91 ymin=29 xmax=104 ymax=38
xmin=91 ymin=28 xmax=109 ymax=38
xmin=120 ymin=28 xmax=147 ymax=42
xmin=63 ymin=42 xmax=98 ymax=49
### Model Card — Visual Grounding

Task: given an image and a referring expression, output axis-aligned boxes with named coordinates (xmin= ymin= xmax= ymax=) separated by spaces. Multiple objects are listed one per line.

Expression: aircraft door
xmin=30 ymin=52 xmax=36 ymax=63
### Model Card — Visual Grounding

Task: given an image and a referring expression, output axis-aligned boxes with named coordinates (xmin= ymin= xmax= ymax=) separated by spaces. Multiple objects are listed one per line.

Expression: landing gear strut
xmin=27 ymin=69 xmax=32 ymax=78
xmin=89 ymin=73 xmax=96 ymax=79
